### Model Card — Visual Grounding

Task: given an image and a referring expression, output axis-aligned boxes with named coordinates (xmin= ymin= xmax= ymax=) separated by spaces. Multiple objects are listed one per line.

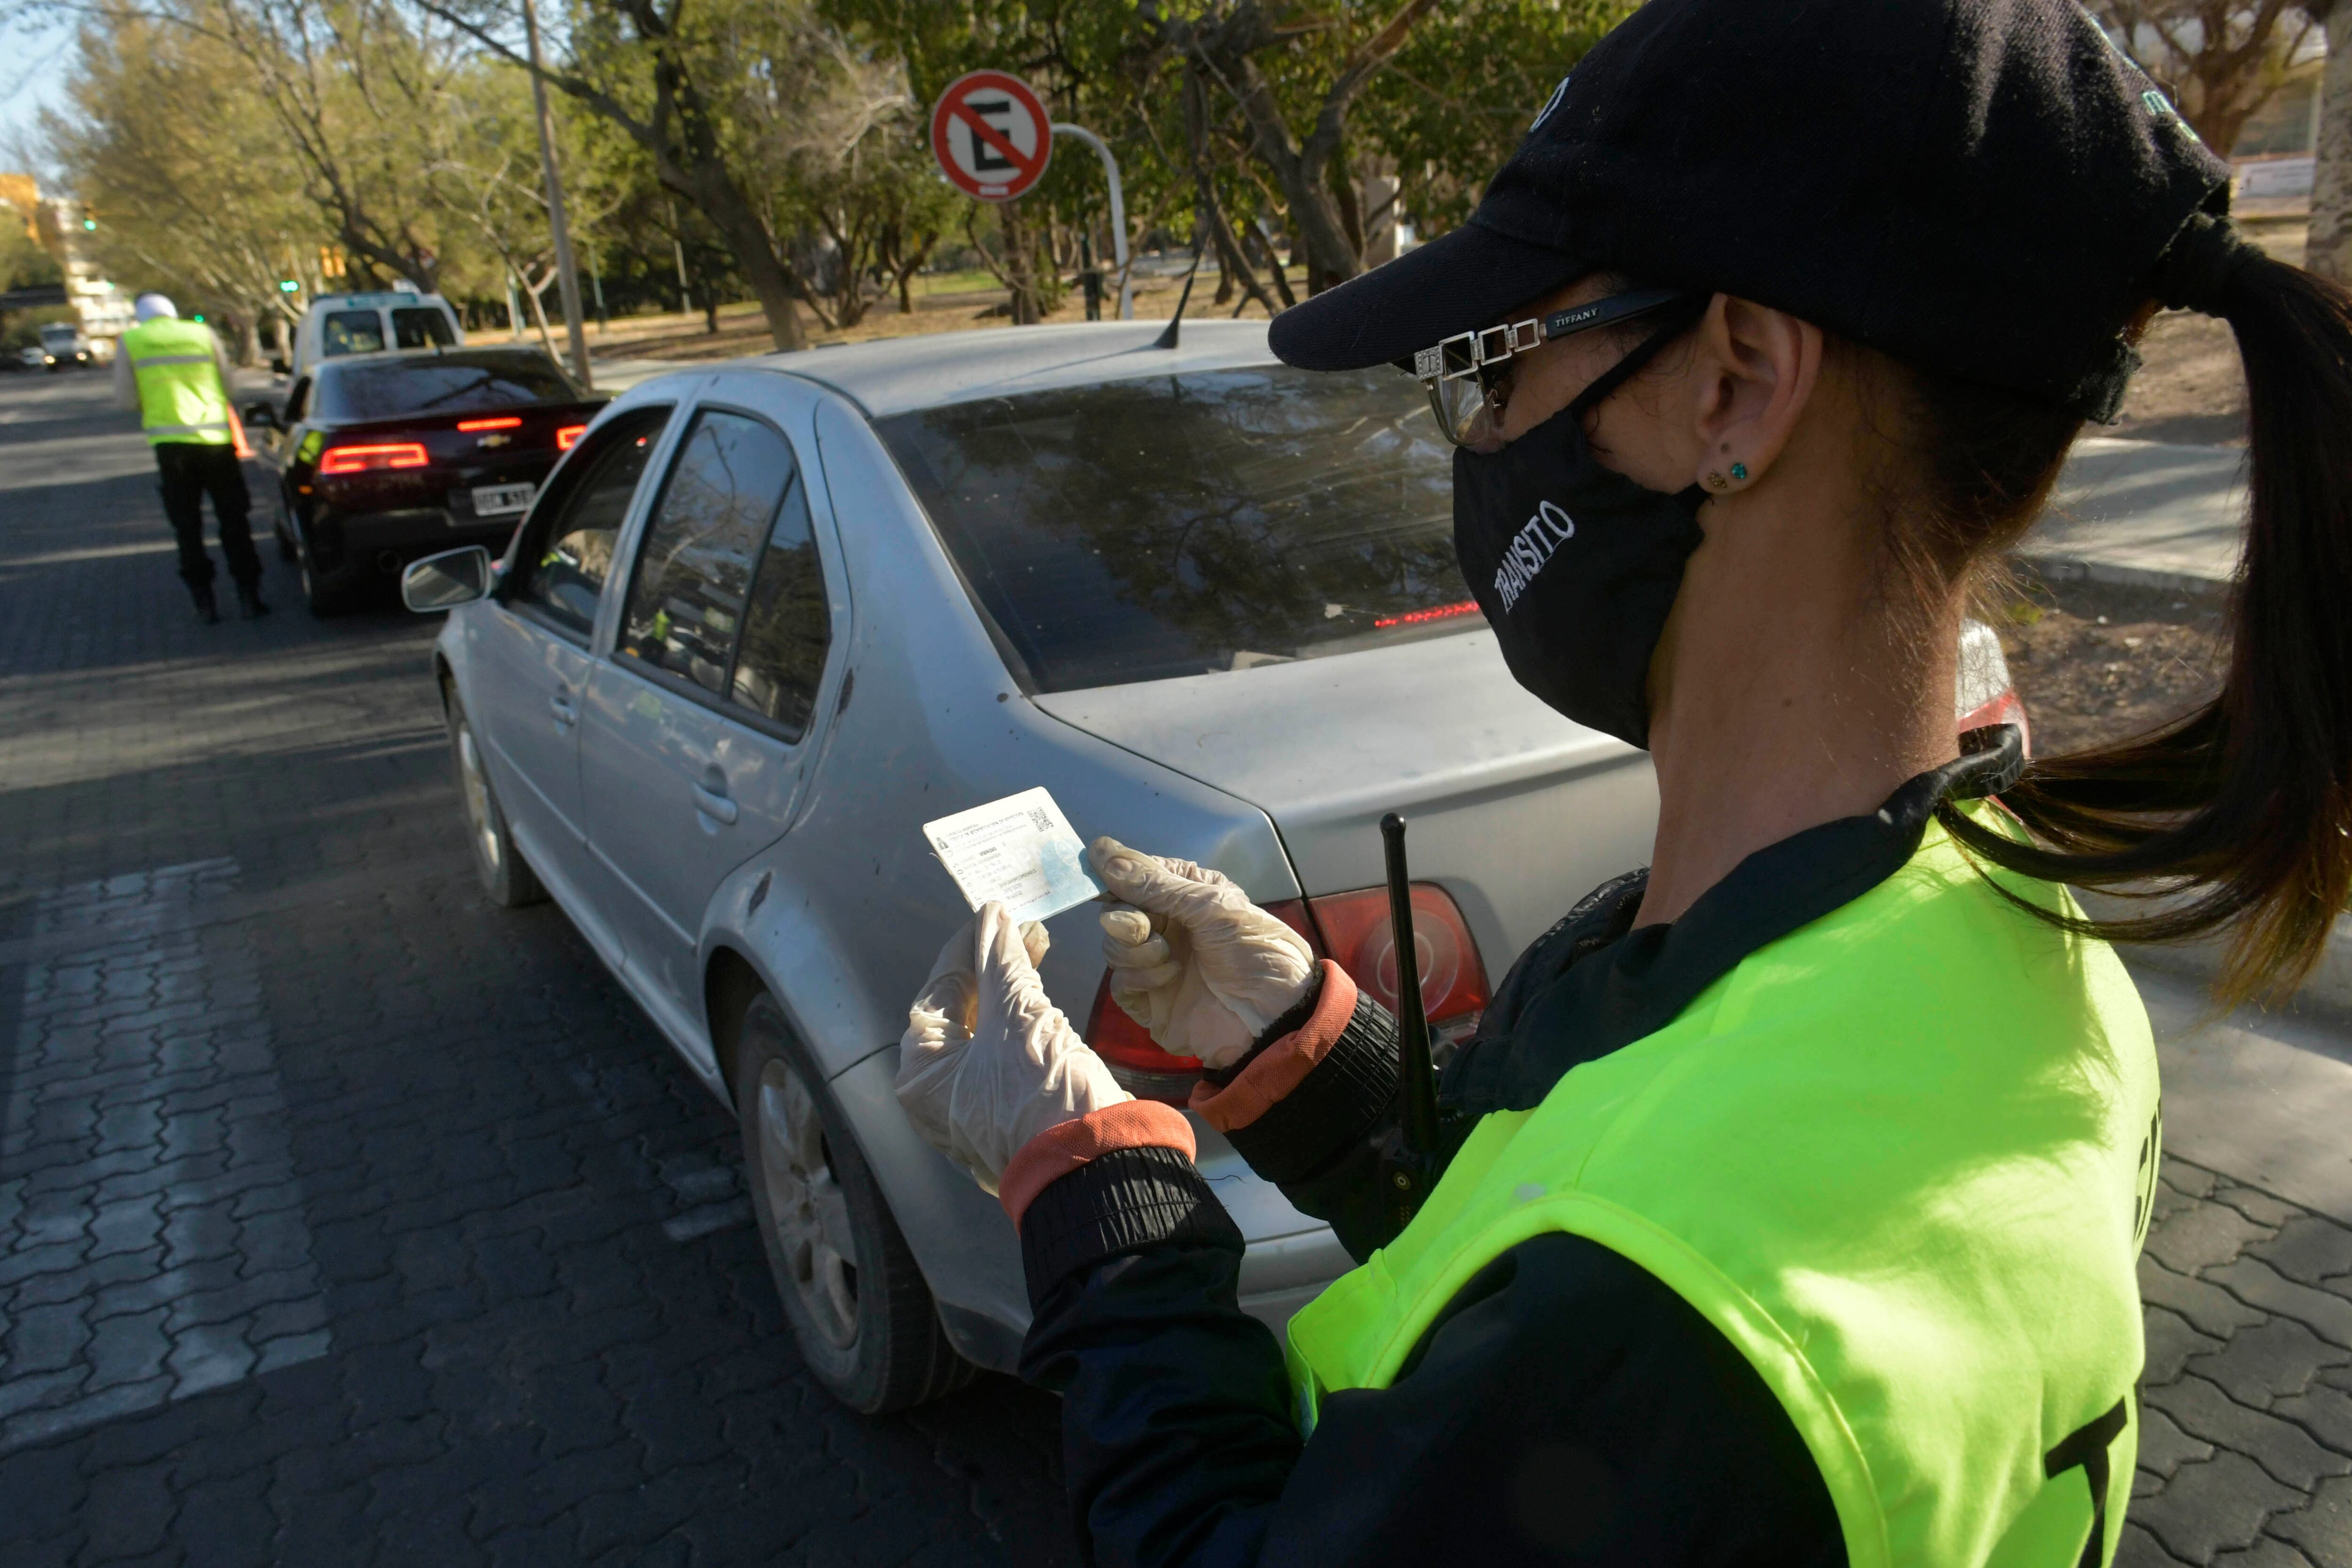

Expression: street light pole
xmin=522 ymin=0 xmax=592 ymax=387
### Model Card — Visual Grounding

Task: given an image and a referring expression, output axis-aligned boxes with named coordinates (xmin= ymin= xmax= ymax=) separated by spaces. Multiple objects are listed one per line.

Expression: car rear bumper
xmin=307 ymin=508 xmax=518 ymax=575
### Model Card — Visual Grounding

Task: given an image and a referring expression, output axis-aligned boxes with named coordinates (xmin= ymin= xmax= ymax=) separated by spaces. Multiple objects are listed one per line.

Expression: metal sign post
xmin=1049 ymin=122 xmax=1133 ymax=321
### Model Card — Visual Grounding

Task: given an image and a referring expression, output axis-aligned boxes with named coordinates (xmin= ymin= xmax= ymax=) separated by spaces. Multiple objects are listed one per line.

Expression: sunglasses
xmin=1413 ymin=287 xmax=1689 ymax=447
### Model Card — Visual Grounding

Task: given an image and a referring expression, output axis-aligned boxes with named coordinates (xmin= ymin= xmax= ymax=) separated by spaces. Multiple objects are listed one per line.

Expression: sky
xmin=0 ymin=11 xmax=80 ymax=180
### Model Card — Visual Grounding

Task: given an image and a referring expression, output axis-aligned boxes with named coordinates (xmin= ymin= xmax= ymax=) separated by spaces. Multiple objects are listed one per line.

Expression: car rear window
xmin=320 ymin=310 xmax=385 ymax=356
xmin=873 ymin=366 xmax=1471 ymax=692
xmin=314 ymin=352 xmax=580 ymax=421
xmin=392 ymin=306 xmax=456 ymax=349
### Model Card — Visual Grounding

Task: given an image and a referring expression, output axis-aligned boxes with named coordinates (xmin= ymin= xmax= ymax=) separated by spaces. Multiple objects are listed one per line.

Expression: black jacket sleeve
xmin=1216 ymin=982 xmax=1409 ymax=1262
xmin=1017 ymin=1151 xmax=1845 ymax=1568
xmin=1209 ymin=870 xmax=1653 ymax=1263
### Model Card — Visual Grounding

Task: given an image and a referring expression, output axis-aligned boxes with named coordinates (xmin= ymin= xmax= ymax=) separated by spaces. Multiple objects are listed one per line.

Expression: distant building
xmin=0 ymin=177 xmax=134 ymax=337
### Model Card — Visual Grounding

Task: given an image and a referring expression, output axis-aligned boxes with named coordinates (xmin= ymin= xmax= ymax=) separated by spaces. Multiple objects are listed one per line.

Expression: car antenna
xmin=1380 ymin=812 xmax=1442 ymax=1199
xmin=1153 ymin=234 xmax=1207 ymax=350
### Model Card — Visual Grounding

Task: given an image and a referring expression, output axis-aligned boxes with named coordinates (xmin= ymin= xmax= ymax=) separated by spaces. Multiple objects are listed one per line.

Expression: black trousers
xmin=155 ymin=441 xmax=261 ymax=589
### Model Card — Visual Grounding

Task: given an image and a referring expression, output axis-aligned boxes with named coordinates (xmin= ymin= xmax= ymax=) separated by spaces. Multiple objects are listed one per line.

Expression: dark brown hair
xmin=1886 ymin=250 xmax=2352 ymax=1003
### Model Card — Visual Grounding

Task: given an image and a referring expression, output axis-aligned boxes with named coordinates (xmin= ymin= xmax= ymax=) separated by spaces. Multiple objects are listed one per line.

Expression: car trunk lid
xmin=1031 ymin=629 xmax=1662 ymax=978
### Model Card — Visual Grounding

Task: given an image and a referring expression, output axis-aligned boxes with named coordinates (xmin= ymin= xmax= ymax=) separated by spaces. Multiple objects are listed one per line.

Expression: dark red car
xmin=245 ymin=346 xmax=606 ymax=615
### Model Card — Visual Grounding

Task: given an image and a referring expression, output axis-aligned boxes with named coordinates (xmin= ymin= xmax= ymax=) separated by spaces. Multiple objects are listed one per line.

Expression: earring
xmin=1729 ymin=461 xmax=1749 ymax=482
xmin=1706 ymin=471 xmax=1728 ymax=489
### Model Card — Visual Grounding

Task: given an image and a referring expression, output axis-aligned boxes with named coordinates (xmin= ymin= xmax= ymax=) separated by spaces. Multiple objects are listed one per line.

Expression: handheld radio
xmin=1379 ymin=812 xmax=1445 ymax=1226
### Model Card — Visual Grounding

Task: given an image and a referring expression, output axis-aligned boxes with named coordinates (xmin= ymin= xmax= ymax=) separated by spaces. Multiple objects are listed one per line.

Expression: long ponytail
xmin=1940 ymin=215 xmax=2352 ymax=1003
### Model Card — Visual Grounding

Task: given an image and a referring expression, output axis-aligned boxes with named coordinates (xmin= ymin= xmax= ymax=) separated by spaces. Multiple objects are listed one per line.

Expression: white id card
xmin=922 ymin=788 xmax=1102 ymax=923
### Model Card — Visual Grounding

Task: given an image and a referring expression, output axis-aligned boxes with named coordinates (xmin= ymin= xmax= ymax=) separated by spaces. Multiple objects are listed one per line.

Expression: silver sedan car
xmin=403 ymin=320 xmax=2023 ymax=1413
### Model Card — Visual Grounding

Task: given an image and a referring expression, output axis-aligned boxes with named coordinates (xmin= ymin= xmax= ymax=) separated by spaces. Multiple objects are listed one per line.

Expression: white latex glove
xmin=1089 ymin=836 xmax=1317 ymax=1070
xmin=895 ymin=901 xmax=1131 ymax=1194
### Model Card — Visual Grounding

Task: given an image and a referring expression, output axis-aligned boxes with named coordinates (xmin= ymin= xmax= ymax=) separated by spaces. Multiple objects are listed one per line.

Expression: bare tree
xmin=2093 ymin=0 xmax=2320 ymax=154
xmin=1142 ymin=0 xmax=1442 ymax=290
xmin=404 ymin=0 xmax=833 ymax=349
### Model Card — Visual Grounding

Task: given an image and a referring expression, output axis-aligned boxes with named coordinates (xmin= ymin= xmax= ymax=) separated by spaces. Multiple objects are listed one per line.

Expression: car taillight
xmin=1958 ymin=688 xmax=2032 ymax=757
xmin=1375 ymin=599 xmax=1480 ymax=630
xmin=1307 ymin=883 xmax=1489 ymax=1050
xmin=556 ymin=424 xmax=586 ymax=451
xmin=1088 ymin=899 xmax=1320 ymax=1104
xmin=318 ymin=442 xmax=428 ymax=475
xmin=457 ymin=415 xmax=522 ymax=431
xmin=1084 ymin=886 xmax=1490 ymax=1104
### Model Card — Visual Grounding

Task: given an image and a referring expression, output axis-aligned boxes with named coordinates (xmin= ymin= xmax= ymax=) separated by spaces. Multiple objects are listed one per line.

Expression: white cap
xmin=132 ymin=293 xmax=177 ymax=323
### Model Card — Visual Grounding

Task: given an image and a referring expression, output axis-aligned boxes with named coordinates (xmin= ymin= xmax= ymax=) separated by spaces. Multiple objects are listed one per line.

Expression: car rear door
xmin=579 ymin=386 xmax=839 ymax=1014
xmin=465 ymin=402 xmax=679 ymax=905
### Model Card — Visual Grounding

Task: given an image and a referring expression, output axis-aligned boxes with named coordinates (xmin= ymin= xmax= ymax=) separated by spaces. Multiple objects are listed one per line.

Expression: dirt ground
xmin=1994 ymin=573 xmax=2230 ymax=757
xmin=582 ymin=262 xmax=1282 ymax=365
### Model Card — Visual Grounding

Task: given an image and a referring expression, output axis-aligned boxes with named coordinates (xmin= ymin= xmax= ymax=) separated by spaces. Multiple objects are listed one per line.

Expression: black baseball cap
xmin=1268 ymin=0 xmax=2231 ymax=421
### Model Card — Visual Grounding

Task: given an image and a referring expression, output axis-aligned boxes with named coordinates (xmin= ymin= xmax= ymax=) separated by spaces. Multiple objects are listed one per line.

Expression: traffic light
xmin=191 ymin=313 xmax=204 ymax=322
xmin=278 ymin=279 xmax=299 ymax=294
xmin=80 ymin=217 xmax=94 ymax=231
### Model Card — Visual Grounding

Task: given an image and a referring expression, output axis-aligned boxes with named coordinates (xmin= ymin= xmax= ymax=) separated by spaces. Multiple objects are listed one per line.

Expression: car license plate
xmin=472 ymin=482 xmax=535 ymax=517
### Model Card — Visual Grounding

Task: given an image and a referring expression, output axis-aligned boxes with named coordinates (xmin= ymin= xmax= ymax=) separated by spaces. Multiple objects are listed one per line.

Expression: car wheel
xmin=444 ymin=686 xmax=545 ymax=907
xmin=737 ymin=995 xmax=976 ymax=1414
xmin=299 ymin=550 xmax=353 ymax=618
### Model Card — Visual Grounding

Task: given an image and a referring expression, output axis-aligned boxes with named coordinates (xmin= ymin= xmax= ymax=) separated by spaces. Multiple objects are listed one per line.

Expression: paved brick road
xmin=8 ymin=368 xmax=2352 ymax=1567
xmin=0 ymin=372 xmax=1074 ymax=1566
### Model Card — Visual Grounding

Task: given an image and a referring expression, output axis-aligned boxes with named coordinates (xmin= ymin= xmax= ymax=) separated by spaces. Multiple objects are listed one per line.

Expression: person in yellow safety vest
xmin=112 ymin=293 xmax=268 ymax=623
xmin=886 ymin=1 xmax=2352 ymax=1565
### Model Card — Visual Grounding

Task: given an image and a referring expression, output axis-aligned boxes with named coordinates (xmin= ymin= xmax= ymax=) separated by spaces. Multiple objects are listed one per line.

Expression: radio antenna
xmin=1153 ymin=230 xmax=1206 ymax=350
xmin=1380 ymin=813 xmax=1441 ymax=1162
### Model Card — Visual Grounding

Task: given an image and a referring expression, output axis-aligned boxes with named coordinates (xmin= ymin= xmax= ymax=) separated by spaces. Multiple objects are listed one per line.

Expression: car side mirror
xmin=270 ymin=357 xmax=290 ymax=376
xmin=402 ymin=545 xmax=494 ymax=613
xmin=240 ymin=402 xmax=279 ymax=430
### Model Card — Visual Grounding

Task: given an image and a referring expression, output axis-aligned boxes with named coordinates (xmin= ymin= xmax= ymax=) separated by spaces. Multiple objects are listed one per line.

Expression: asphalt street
xmin=0 ymin=368 xmax=1075 ymax=1566
xmin=6 ymin=364 xmax=2352 ymax=1566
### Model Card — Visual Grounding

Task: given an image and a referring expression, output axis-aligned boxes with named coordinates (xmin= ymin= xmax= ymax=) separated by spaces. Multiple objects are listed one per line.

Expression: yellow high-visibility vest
xmin=122 ymin=318 xmax=231 ymax=446
xmin=1287 ymin=809 xmax=2160 ymax=1568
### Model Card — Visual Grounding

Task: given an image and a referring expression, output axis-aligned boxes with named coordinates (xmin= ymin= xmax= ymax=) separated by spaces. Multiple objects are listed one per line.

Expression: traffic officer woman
xmin=893 ymin=0 xmax=2352 ymax=1562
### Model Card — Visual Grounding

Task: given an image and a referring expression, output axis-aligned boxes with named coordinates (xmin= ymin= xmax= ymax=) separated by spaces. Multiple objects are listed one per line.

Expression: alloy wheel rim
xmin=455 ymin=724 xmax=501 ymax=872
xmin=757 ymin=1058 xmax=859 ymax=1349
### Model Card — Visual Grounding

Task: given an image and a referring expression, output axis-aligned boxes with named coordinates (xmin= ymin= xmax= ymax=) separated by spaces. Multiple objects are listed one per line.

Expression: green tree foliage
xmin=44 ymin=5 xmax=330 ymax=344
xmin=0 ymin=207 xmax=63 ymax=292
xmin=1358 ymin=0 xmax=1632 ymax=236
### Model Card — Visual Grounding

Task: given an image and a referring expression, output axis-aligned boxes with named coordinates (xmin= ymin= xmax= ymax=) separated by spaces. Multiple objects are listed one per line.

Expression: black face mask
xmin=1451 ymin=315 xmax=1708 ymax=749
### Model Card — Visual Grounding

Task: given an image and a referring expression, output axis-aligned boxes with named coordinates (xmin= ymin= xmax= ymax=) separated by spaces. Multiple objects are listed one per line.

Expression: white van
xmin=284 ymin=289 xmax=465 ymax=376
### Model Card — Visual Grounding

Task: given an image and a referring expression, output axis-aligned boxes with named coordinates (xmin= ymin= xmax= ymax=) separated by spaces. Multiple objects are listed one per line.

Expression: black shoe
xmin=235 ymin=581 xmax=270 ymax=620
xmin=191 ymin=585 xmax=221 ymax=624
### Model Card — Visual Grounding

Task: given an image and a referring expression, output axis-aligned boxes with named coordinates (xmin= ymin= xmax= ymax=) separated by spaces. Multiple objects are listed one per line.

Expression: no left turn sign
xmin=931 ymin=71 xmax=1053 ymax=202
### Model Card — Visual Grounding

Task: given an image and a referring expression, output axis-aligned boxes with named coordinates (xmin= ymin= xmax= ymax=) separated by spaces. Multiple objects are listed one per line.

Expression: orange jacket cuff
xmin=1188 ymin=960 xmax=1358 ymax=1135
xmin=999 ymin=1099 xmax=1198 ymax=1230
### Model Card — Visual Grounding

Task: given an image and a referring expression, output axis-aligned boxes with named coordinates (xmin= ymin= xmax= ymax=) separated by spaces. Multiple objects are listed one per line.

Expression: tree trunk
xmin=670 ymin=164 xmax=807 ymax=351
xmin=1001 ymin=198 xmax=1044 ymax=325
xmin=2312 ymin=3 xmax=2352 ymax=285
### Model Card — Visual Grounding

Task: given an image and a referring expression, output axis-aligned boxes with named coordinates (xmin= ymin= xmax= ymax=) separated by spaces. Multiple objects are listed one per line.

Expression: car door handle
xmin=549 ymin=694 xmax=577 ymax=729
xmin=691 ymin=782 xmax=739 ymax=825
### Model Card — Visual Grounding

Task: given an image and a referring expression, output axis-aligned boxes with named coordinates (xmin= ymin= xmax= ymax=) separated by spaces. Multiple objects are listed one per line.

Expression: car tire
xmin=275 ymin=519 xmax=298 ymax=563
xmin=443 ymin=686 xmax=546 ymax=908
xmin=299 ymin=550 xmax=354 ymax=618
xmin=736 ymin=995 xmax=977 ymax=1415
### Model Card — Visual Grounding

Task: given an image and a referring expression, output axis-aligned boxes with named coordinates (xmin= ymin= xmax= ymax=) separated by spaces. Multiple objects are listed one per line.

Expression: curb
xmin=2010 ymin=551 xmax=2231 ymax=600
xmin=2074 ymin=887 xmax=2352 ymax=1019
